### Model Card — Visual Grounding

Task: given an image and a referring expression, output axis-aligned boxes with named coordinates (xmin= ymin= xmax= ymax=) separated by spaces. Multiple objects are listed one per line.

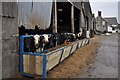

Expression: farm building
xmin=1 ymin=0 xmax=94 ymax=78
xmin=18 ymin=1 xmax=93 ymax=38
xmin=81 ymin=2 xmax=93 ymax=38
xmin=104 ymin=17 xmax=118 ymax=33
xmin=95 ymin=11 xmax=109 ymax=34
xmin=91 ymin=14 xmax=96 ymax=37
xmin=95 ymin=11 xmax=119 ymax=34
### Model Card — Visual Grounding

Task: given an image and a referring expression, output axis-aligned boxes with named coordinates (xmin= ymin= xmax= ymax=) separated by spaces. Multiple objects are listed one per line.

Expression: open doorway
xmin=57 ymin=2 xmax=72 ymax=33
xmin=74 ymin=7 xmax=81 ymax=34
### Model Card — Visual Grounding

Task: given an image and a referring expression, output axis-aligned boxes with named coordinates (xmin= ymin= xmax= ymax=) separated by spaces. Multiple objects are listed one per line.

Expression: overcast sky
xmin=89 ymin=0 xmax=120 ymax=23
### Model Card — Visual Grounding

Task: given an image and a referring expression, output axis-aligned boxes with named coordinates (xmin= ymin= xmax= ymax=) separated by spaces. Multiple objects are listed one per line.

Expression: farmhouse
xmin=104 ymin=17 xmax=118 ymax=33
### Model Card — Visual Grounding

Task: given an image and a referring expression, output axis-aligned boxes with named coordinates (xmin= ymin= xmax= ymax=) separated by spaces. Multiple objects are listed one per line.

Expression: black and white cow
xmin=33 ymin=34 xmax=49 ymax=52
xmin=57 ymin=33 xmax=70 ymax=45
xmin=24 ymin=34 xmax=50 ymax=53
xmin=24 ymin=32 xmax=77 ymax=53
xmin=76 ymin=31 xmax=82 ymax=40
xmin=44 ymin=33 xmax=58 ymax=50
xmin=67 ymin=33 xmax=76 ymax=42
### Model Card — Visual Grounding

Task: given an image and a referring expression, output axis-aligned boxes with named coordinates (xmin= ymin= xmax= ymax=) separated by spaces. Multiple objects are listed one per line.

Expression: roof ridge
xmin=103 ymin=17 xmax=117 ymax=19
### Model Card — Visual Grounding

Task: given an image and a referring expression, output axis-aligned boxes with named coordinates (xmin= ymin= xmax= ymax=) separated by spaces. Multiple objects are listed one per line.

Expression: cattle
xmin=57 ymin=33 xmax=68 ymax=45
xmin=24 ymin=36 xmax=35 ymax=52
xmin=33 ymin=34 xmax=49 ymax=52
xmin=67 ymin=33 xmax=76 ymax=42
xmin=57 ymin=33 xmax=76 ymax=45
xmin=24 ymin=32 xmax=78 ymax=53
xmin=24 ymin=34 xmax=57 ymax=53
xmin=44 ymin=33 xmax=58 ymax=50
xmin=76 ymin=31 xmax=82 ymax=40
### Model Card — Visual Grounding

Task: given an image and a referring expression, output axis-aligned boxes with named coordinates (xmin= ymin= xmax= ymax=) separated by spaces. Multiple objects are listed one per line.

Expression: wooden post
xmin=52 ymin=0 xmax=57 ymax=33
xmin=71 ymin=5 xmax=74 ymax=33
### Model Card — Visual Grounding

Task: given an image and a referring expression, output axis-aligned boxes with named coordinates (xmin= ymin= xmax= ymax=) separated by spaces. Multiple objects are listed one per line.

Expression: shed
xmin=104 ymin=17 xmax=118 ymax=26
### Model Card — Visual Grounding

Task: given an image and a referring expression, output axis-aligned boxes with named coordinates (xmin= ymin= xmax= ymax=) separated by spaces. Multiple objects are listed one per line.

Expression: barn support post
xmin=58 ymin=48 xmax=64 ymax=64
xmin=71 ymin=5 xmax=74 ymax=33
xmin=52 ymin=0 xmax=57 ymax=33
xmin=69 ymin=45 xmax=73 ymax=55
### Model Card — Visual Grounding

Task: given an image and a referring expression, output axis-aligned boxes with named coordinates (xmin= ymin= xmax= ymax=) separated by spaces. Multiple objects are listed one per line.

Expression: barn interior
xmin=74 ymin=7 xmax=81 ymax=33
xmin=57 ymin=2 xmax=81 ymax=34
xmin=57 ymin=2 xmax=72 ymax=33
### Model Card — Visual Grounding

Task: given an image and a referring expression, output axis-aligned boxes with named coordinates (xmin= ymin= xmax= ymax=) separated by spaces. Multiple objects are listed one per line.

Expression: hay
xmin=47 ymin=37 xmax=99 ymax=78
xmin=17 ymin=36 xmax=100 ymax=78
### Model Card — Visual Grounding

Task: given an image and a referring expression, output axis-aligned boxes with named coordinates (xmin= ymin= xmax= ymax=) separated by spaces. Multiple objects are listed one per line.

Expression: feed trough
xmin=19 ymin=35 xmax=90 ymax=79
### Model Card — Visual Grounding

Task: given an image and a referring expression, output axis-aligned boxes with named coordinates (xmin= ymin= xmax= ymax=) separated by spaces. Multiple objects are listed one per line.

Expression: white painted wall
xmin=107 ymin=25 xmax=118 ymax=33
xmin=108 ymin=26 xmax=112 ymax=32
xmin=118 ymin=29 xmax=120 ymax=33
xmin=86 ymin=30 xmax=90 ymax=38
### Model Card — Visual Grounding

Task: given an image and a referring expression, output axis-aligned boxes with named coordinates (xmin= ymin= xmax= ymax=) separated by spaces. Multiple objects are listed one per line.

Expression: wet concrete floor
xmin=77 ymin=33 xmax=118 ymax=78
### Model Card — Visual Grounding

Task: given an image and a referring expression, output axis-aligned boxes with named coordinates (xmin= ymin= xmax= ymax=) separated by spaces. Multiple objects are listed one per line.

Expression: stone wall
xmin=2 ymin=2 xmax=19 ymax=78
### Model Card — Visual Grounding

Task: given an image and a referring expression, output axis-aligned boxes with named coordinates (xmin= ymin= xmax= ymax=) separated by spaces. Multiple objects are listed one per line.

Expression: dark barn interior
xmin=74 ymin=7 xmax=81 ymax=33
xmin=57 ymin=2 xmax=72 ymax=33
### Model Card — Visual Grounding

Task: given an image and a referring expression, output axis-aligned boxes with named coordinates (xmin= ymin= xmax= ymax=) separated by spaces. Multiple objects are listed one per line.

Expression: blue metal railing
xmin=20 ymin=35 xmax=47 ymax=79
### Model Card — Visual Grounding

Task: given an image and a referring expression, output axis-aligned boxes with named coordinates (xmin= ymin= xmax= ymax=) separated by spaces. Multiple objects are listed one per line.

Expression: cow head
xmin=33 ymin=34 xmax=40 ymax=47
xmin=42 ymin=34 xmax=49 ymax=43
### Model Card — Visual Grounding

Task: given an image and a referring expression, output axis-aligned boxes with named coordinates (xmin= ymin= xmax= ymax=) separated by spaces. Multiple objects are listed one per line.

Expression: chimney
xmin=98 ymin=11 xmax=101 ymax=17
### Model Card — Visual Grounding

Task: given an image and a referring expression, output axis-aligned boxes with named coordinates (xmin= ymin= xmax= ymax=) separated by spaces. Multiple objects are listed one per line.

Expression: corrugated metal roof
xmin=18 ymin=1 xmax=52 ymax=29
xmin=104 ymin=17 xmax=118 ymax=25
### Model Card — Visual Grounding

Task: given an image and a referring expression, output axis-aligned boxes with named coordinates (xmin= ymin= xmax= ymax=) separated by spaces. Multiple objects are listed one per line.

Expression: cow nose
xmin=44 ymin=39 xmax=49 ymax=43
xmin=35 ymin=43 xmax=38 ymax=46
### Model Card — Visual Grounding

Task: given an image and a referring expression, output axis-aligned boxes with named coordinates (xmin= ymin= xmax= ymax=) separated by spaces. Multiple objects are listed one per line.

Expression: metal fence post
xmin=88 ymin=38 xmax=90 ymax=44
xmin=79 ymin=41 xmax=82 ymax=48
xmin=58 ymin=48 xmax=64 ymax=64
xmin=69 ymin=45 xmax=73 ymax=55
xmin=20 ymin=36 xmax=24 ymax=76
xmin=76 ymin=42 xmax=79 ymax=50
xmin=84 ymin=39 xmax=87 ymax=45
xmin=43 ymin=55 xmax=47 ymax=80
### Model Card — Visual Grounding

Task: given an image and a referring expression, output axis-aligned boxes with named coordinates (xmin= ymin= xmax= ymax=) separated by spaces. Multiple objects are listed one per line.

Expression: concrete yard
xmin=77 ymin=33 xmax=118 ymax=78
xmin=47 ymin=33 xmax=118 ymax=78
